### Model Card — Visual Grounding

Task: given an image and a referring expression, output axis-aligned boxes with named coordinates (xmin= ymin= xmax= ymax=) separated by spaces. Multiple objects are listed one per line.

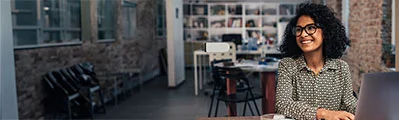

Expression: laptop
xmin=355 ymin=72 xmax=399 ymax=120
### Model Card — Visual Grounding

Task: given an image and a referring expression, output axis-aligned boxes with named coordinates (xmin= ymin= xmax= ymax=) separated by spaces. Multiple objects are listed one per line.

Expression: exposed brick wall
xmin=14 ymin=0 xmax=166 ymax=119
xmin=15 ymin=46 xmax=84 ymax=119
xmin=311 ymin=0 xmax=342 ymax=20
xmin=342 ymin=0 xmax=390 ymax=95
xmin=311 ymin=0 xmax=323 ymax=4
xmin=326 ymin=0 xmax=343 ymax=20
xmin=323 ymin=0 xmax=391 ymax=95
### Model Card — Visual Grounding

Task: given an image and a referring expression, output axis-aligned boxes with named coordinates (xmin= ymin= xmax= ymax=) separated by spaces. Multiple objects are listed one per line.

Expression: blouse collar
xmin=295 ymin=55 xmax=339 ymax=72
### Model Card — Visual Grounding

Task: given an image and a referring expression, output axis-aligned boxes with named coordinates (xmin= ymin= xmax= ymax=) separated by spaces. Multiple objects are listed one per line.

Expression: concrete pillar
xmin=0 ymin=1 xmax=19 ymax=119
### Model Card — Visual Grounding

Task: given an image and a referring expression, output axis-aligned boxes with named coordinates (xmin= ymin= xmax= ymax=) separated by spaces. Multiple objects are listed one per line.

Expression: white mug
xmin=261 ymin=114 xmax=286 ymax=120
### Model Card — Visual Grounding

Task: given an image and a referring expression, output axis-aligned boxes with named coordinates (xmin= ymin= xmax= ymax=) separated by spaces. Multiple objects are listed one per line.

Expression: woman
xmin=276 ymin=3 xmax=357 ymax=120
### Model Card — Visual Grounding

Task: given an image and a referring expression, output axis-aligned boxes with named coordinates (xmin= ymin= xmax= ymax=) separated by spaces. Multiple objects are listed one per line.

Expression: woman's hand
xmin=317 ymin=108 xmax=355 ymax=120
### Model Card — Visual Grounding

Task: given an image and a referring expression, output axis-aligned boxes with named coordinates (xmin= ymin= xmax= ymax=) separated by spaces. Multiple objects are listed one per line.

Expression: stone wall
xmin=343 ymin=0 xmax=389 ymax=95
xmin=323 ymin=0 xmax=391 ymax=95
xmin=326 ymin=0 xmax=342 ymax=20
xmin=14 ymin=0 xmax=166 ymax=119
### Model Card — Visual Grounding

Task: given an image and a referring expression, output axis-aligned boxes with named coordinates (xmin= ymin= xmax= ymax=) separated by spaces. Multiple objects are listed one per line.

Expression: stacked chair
xmin=43 ymin=62 xmax=106 ymax=119
xmin=43 ymin=71 xmax=89 ymax=119
xmin=208 ymin=59 xmax=263 ymax=117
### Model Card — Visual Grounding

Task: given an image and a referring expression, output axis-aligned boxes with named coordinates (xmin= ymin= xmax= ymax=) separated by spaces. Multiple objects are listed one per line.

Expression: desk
xmin=223 ymin=62 xmax=279 ymax=116
xmin=236 ymin=48 xmax=280 ymax=55
xmin=193 ymin=49 xmax=280 ymax=95
xmin=197 ymin=116 xmax=260 ymax=120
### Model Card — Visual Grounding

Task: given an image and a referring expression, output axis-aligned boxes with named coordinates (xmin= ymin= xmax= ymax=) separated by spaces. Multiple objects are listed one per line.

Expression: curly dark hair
xmin=279 ymin=3 xmax=349 ymax=59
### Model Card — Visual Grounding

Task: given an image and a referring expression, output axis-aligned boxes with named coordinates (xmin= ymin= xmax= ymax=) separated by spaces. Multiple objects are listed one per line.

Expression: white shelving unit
xmin=184 ymin=2 xmax=300 ymax=42
xmin=183 ymin=1 xmax=303 ymax=67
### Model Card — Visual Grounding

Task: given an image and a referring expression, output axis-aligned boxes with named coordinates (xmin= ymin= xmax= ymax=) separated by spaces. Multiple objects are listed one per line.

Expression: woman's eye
xmin=307 ymin=26 xmax=316 ymax=31
xmin=295 ymin=28 xmax=302 ymax=32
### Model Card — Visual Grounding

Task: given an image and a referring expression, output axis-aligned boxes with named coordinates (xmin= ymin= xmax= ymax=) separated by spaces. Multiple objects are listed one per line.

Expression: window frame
xmin=97 ymin=0 xmax=116 ymax=42
xmin=156 ymin=0 xmax=166 ymax=38
xmin=121 ymin=0 xmax=137 ymax=40
xmin=379 ymin=0 xmax=396 ymax=70
xmin=12 ymin=0 xmax=82 ymax=49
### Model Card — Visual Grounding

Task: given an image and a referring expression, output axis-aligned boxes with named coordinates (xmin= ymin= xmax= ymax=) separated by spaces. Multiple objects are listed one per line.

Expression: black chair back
xmin=43 ymin=74 xmax=60 ymax=94
xmin=209 ymin=62 xmax=263 ymax=117
xmin=210 ymin=59 xmax=232 ymax=91
xmin=42 ymin=74 xmax=69 ymax=115
xmin=215 ymin=66 xmax=252 ymax=93
xmin=70 ymin=65 xmax=95 ymax=86
xmin=79 ymin=62 xmax=95 ymax=75
xmin=217 ymin=67 xmax=247 ymax=81
xmin=66 ymin=68 xmax=81 ymax=84
xmin=52 ymin=71 xmax=79 ymax=94
xmin=78 ymin=62 xmax=100 ymax=83
xmin=60 ymin=69 xmax=80 ymax=89
xmin=44 ymin=72 xmax=70 ymax=95
xmin=70 ymin=64 xmax=85 ymax=75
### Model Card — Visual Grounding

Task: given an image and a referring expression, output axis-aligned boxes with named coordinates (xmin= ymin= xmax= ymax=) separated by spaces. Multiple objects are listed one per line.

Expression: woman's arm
xmin=340 ymin=61 xmax=357 ymax=114
xmin=275 ymin=59 xmax=318 ymax=120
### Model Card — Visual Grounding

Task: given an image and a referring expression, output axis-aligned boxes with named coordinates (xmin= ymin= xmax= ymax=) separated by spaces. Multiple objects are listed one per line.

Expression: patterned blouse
xmin=275 ymin=56 xmax=357 ymax=120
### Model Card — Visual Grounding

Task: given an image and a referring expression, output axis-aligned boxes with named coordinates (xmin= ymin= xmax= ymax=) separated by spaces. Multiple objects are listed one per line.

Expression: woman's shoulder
xmin=329 ymin=58 xmax=350 ymax=68
xmin=280 ymin=57 xmax=297 ymax=64
xmin=278 ymin=57 xmax=300 ymax=69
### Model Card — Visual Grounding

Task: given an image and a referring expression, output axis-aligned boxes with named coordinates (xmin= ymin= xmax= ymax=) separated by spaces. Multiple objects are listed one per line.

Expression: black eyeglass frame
xmin=292 ymin=23 xmax=321 ymax=37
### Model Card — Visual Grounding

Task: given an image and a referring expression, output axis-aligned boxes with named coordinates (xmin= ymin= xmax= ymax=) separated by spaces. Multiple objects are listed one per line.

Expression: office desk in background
xmin=194 ymin=51 xmax=279 ymax=115
xmin=193 ymin=49 xmax=280 ymax=95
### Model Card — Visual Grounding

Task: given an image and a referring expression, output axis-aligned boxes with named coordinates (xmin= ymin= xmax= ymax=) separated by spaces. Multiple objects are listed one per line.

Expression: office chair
xmin=204 ymin=42 xmax=237 ymax=91
xmin=209 ymin=65 xmax=263 ymax=117
xmin=208 ymin=59 xmax=255 ymax=117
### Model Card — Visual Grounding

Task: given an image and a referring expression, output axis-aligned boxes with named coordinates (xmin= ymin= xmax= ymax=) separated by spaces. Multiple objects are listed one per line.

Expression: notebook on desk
xmin=355 ymin=72 xmax=399 ymax=120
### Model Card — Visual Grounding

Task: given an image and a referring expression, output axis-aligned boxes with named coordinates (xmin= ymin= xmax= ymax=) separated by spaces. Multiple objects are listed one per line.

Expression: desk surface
xmin=237 ymin=49 xmax=280 ymax=54
xmin=194 ymin=49 xmax=280 ymax=55
xmin=197 ymin=116 xmax=260 ymax=120
xmin=214 ymin=61 xmax=279 ymax=72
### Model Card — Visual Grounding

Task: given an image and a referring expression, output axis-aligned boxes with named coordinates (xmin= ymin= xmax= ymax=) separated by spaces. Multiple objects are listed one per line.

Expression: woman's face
xmin=295 ymin=15 xmax=323 ymax=54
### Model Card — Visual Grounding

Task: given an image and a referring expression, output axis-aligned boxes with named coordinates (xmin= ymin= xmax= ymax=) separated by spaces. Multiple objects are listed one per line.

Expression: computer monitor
xmin=355 ymin=72 xmax=399 ymax=120
xmin=222 ymin=34 xmax=242 ymax=45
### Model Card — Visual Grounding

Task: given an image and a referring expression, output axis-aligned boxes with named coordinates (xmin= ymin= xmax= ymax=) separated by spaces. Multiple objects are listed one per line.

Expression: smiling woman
xmin=276 ymin=3 xmax=357 ymax=120
xmin=294 ymin=16 xmax=324 ymax=57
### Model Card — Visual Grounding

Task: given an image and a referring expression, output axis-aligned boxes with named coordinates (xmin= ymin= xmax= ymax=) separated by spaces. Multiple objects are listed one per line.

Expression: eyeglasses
xmin=292 ymin=24 xmax=319 ymax=37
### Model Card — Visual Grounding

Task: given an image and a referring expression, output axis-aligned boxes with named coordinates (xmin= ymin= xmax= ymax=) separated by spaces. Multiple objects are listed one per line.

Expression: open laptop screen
xmin=355 ymin=72 xmax=399 ymax=120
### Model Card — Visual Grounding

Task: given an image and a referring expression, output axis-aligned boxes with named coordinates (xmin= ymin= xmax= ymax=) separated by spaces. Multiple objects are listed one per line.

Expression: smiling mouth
xmin=301 ymin=39 xmax=314 ymax=44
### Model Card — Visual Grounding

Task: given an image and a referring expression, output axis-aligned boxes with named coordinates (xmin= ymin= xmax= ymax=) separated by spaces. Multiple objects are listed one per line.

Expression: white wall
xmin=0 ymin=1 xmax=19 ymax=119
xmin=166 ymin=0 xmax=185 ymax=87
